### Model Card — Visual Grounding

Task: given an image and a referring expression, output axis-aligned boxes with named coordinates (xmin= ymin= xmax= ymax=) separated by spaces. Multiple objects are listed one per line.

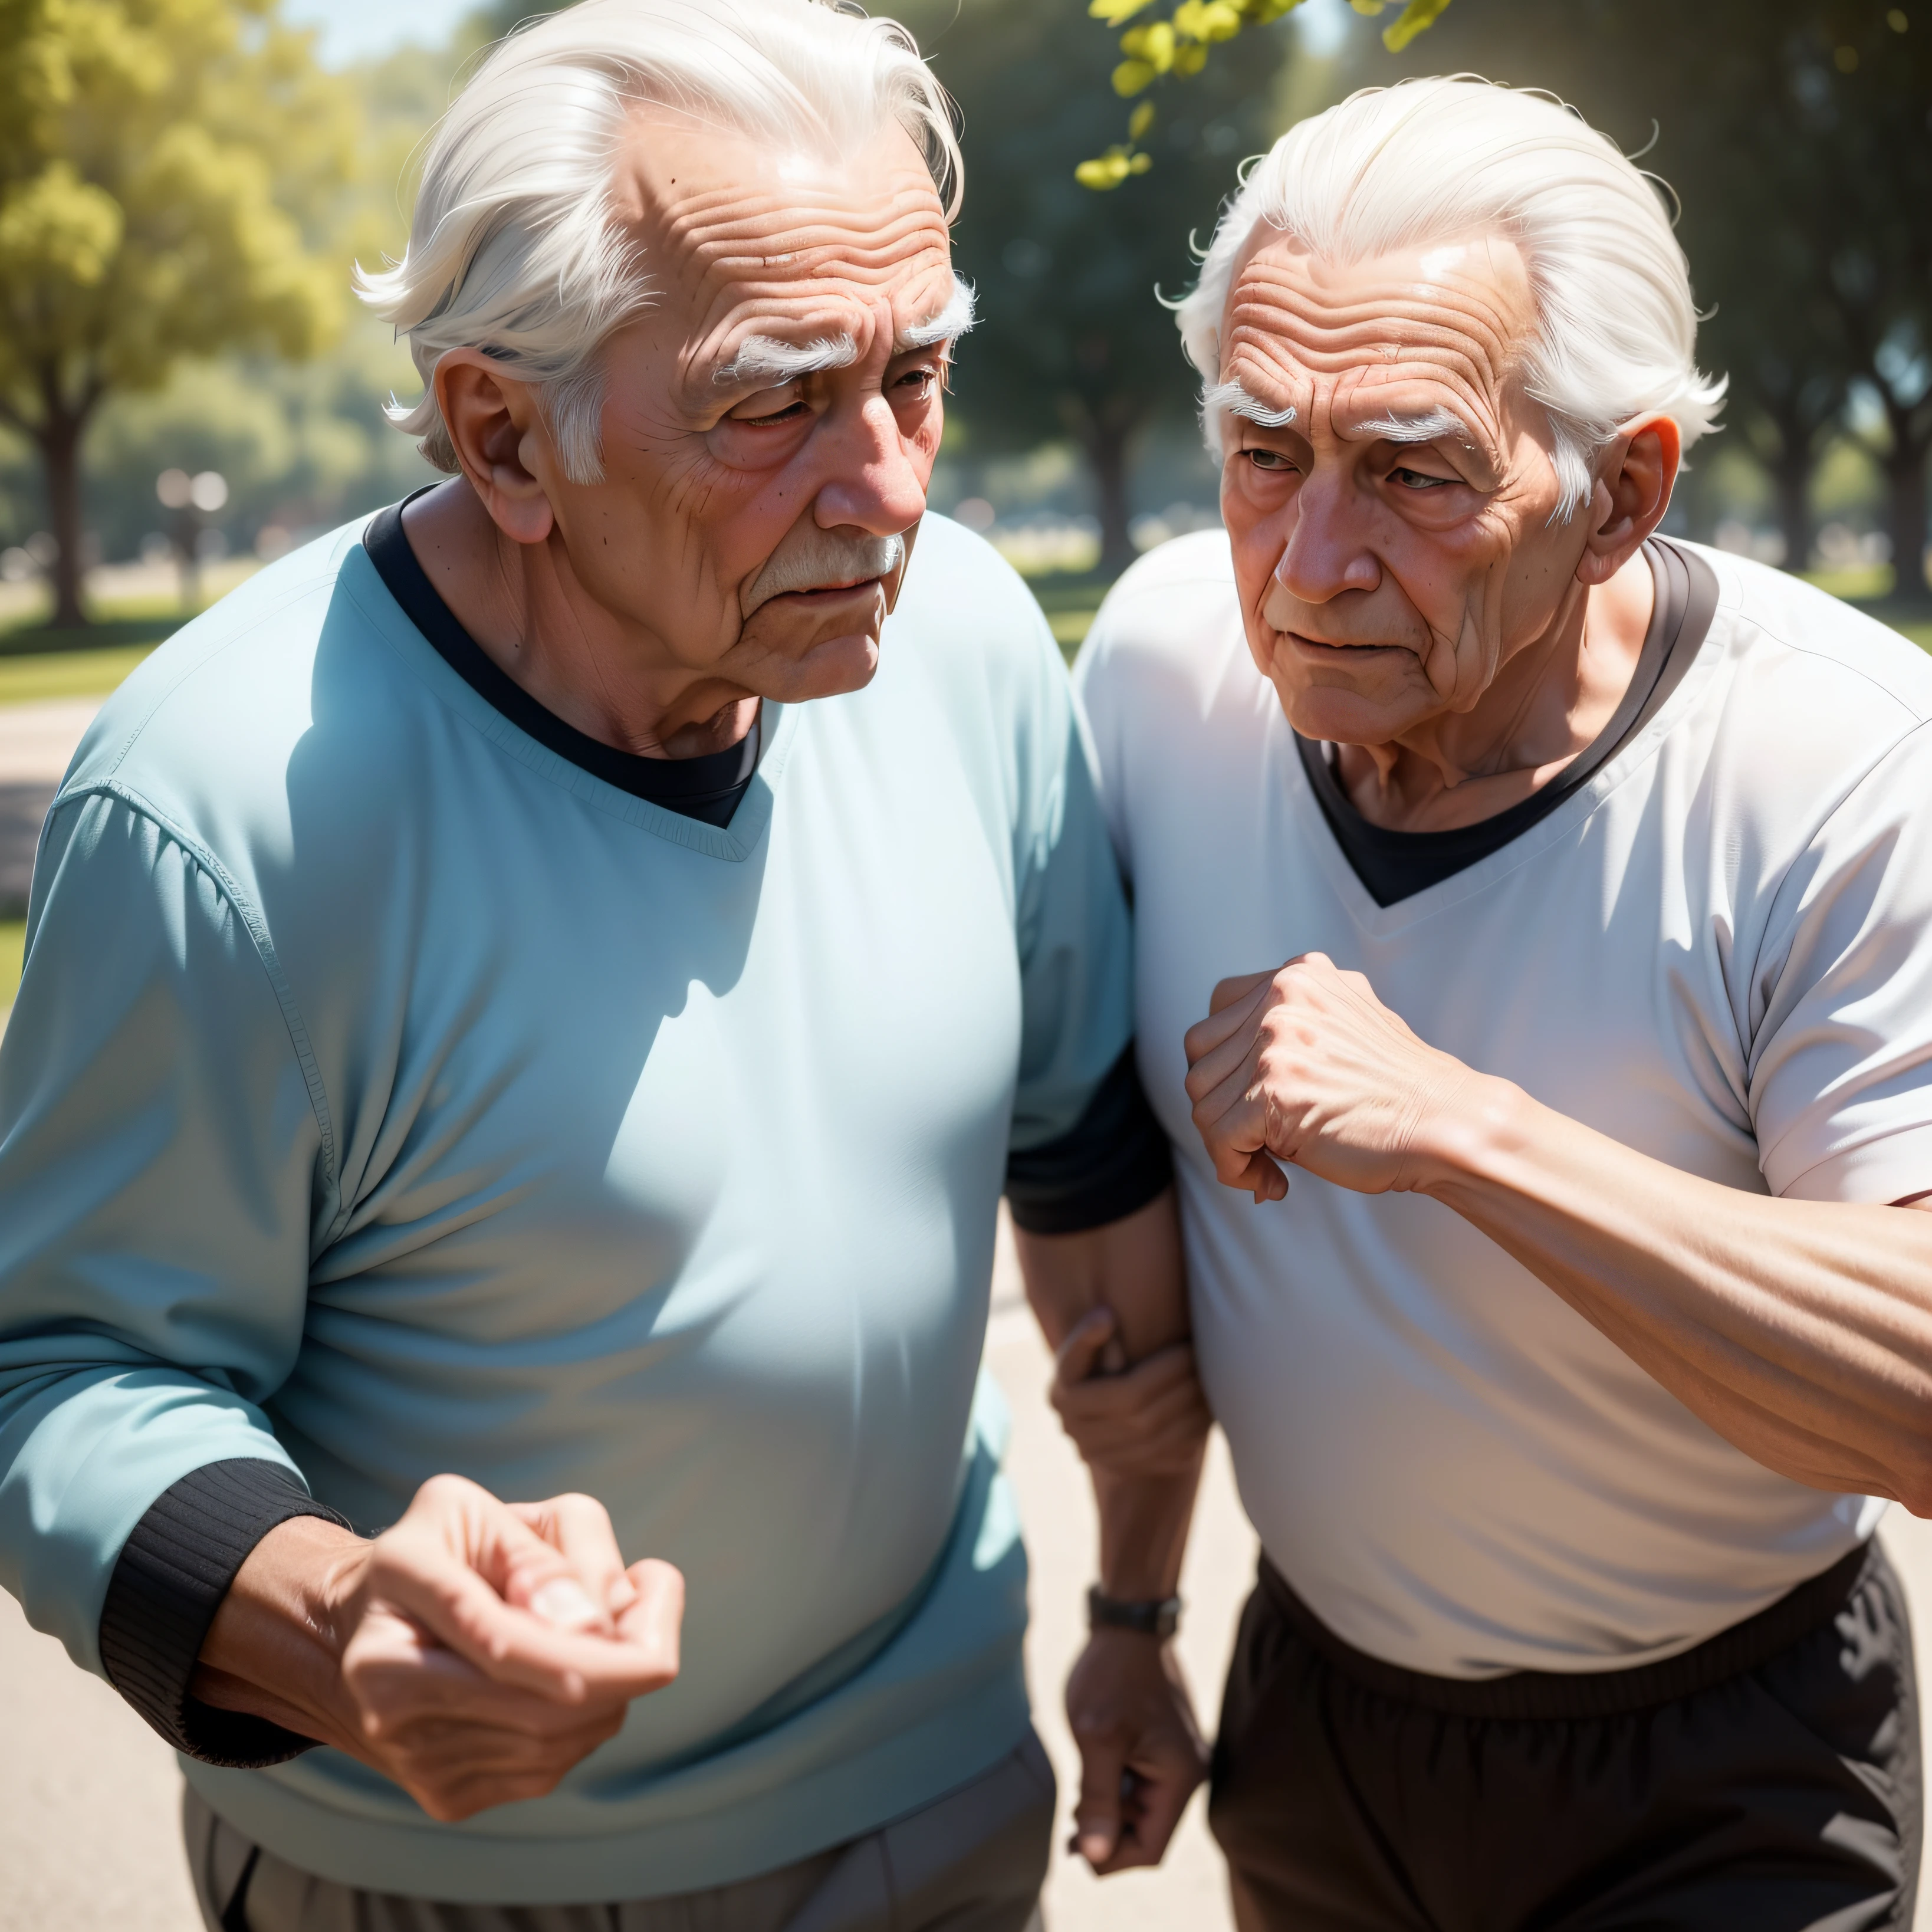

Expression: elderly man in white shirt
xmin=1059 ymin=75 xmax=1932 ymax=1932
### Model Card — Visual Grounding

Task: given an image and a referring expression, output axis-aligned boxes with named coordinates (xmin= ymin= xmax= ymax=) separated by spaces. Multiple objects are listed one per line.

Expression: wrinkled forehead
xmin=611 ymin=112 xmax=956 ymax=382
xmin=1218 ymin=227 xmax=1538 ymax=436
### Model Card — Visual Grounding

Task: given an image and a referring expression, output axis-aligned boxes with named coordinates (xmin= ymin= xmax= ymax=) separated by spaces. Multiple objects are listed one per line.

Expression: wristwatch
xmin=1087 ymin=1586 xmax=1182 ymax=1639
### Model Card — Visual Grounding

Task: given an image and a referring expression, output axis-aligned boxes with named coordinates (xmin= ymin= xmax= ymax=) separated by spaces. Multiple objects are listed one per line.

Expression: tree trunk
xmin=1765 ymin=412 xmax=1812 ymax=575
xmin=1058 ymin=390 xmax=1147 ymax=580
xmin=1082 ymin=419 xmax=1137 ymax=579
xmin=1886 ymin=437 xmax=1929 ymax=607
xmin=36 ymin=408 xmax=89 ymax=630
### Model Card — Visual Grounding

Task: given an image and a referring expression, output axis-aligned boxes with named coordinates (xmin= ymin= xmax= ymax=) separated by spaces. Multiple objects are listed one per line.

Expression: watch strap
xmin=1087 ymin=1585 xmax=1182 ymax=1639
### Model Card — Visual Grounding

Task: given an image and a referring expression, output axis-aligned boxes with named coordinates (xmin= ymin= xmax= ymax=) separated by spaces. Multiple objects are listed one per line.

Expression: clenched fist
xmin=1183 ymin=952 xmax=1482 ymax=1202
xmin=193 ymin=1473 xmax=684 ymax=1822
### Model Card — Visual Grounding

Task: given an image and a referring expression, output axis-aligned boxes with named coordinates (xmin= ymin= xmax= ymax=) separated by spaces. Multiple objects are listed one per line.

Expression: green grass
xmin=1027 ymin=569 xmax=1117 ymax=661
xmin=0 ymin=615 xmax=182 ymax=661
xmin=1803 ymin=563 xmax=1897 ymax=603
xmin=0 ymin=920 xmax=22 ymax=1007
xmin=1047 ymin=607 xmax=1102 ymax=651
xmin=0 ymin=643 xmax=160 ymax=705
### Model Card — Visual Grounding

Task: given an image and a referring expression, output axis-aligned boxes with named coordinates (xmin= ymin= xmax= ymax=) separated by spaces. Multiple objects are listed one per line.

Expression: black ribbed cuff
xmin=98 ymin=1458 xmax=350 ymax=1767
xmin=1006 ymin=1043 xmax=1175 ymax=1236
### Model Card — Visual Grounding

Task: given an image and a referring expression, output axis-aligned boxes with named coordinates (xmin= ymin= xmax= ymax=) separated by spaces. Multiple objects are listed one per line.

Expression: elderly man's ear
xmin=433 ymin=351 xmax=559 ymax=546
xmin=1576 ymin=417 xmax=1681 ymax=588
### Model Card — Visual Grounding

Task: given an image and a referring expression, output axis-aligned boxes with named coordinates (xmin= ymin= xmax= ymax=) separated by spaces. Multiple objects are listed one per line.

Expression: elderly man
xmin=1066 ymin=76 xmax=1932 ymax=1932
xmin=0 ymin=4 xmax=1188 ymax=1929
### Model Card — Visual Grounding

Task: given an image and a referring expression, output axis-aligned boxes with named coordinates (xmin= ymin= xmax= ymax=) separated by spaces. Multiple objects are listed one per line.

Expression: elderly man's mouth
xmin=1286 ymin=631 xmax=1404 ymax=657
xmin=774 ymin=576 xmax=886 ymax=602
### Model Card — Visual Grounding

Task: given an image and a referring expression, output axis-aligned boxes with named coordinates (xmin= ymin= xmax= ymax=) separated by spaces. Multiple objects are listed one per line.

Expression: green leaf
xmin=1075 ymin=147 xmax=1135 ymax=188
xmin=1381 ymin=0 xmax=1453 ymax=47
xmin=1174 ymin=0 xmax=1244 ymax=41
xmin=1111 ymin=57 xmax=1156 ymax=94
xmin=1127 ymin=99 xmax=1156 ymax=140
xmin=1087 ymin=0 xmax=1162 ymax=21
xmin=1119 ymin=19 xmax=1177 ymax=67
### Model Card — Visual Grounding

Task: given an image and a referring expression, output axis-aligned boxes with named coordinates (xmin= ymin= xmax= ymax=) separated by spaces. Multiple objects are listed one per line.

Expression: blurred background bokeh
xmin=2 ymin=8 xmax=1930 ymax=1927
xmin=4 ymin=0 xmax=1927 ymax=670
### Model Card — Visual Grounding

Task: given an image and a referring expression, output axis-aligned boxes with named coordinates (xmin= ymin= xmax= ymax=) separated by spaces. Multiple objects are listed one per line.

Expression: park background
xmin=2 ymin=1 xmax=1930 ymax=1927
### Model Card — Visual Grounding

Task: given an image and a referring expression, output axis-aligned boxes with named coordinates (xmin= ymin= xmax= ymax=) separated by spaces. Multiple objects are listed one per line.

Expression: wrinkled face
xmin=541 ymin=116 xmax=958 ymax=701
xmin=1215 ymin=231 xmax=1589 ymax=744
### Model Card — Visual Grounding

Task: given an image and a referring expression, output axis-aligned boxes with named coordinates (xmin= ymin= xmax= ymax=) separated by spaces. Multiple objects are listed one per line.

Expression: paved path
xmin=985 ymin=1214 xmax=1256 ymax=1932
xmin=0 ymin=682 xmax=231 ymax=1927
xmin=0 ymin=696 xmax=98 ymax=914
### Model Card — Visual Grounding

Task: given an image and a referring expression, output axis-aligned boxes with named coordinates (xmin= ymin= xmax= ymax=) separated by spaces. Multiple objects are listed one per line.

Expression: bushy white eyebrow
xmin=1351 ymin=406 xmax=1475 ymax=446
xmin=714 ymin=276 xmax=976 ymax=393
xmin=897 ymin=275 xmax=976 ymax=350
xmin=1202 ymin=380 xmax=1297 ymax=429
xmin=714 ymin=334 xmax=859 ymax=389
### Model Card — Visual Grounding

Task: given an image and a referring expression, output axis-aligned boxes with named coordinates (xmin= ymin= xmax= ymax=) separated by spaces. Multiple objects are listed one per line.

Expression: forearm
xmin=1422 ymin=1076 xmax=1932 ymax=1506
xmin=1015 ymin=1187 xmax=1206 ymax=1594
xmin=1014 ymin=1185 xmax=1188 ymax=1355
xmin=1093 ymin=1459 xmax=1204 ymax=1598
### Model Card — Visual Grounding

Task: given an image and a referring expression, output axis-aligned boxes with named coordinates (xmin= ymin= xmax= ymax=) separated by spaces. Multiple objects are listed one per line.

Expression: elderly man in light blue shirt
xmin=0 ymin=5 xmax=1197 ymax=1928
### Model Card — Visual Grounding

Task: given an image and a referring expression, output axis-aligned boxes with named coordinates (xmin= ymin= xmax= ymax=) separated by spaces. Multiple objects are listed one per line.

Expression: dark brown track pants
xmin=1210 ymin=1540 xmax=1920 ymax=1932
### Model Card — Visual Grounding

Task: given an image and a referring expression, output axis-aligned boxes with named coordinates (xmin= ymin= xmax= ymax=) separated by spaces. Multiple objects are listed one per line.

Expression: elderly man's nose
xmin=1272 ymin=483 xmax=1380 ymax=603
xmin=813 ymin=395 xmax=928 ymax=535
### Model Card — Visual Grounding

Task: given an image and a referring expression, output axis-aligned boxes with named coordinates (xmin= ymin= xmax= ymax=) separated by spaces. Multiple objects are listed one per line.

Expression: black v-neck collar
xmin=363 ymin=491 xmax=760 ymax=828
xmin=1294 ymin=538 xmax=1719 ymax=907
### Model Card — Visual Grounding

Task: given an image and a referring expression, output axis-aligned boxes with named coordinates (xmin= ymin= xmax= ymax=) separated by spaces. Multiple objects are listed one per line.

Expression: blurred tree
xmin=1394 ymin=0 xmax=1931 ymax=593
xmin=0 ymin=0 xmax=354 ymax=625
xmin=903 ymin=0 xmax=1287 ymax=570
xmin=1812 ymin=6 xmax=1932 ymax=600
xmin=1078 ymin=0 xmax=1451 ymax=186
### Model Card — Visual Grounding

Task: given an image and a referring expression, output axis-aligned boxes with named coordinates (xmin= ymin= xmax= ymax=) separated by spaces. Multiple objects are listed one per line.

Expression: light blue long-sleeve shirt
xmin=0 ymin=510 xmax=1132 ymax=1903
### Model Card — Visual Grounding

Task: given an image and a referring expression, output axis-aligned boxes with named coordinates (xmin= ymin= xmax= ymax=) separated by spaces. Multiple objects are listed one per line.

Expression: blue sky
xmin=281 ymin=0 xmax=479 ymax=67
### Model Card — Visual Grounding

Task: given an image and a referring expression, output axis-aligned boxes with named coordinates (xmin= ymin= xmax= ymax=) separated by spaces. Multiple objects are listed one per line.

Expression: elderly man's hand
xmin=1051 ymin=1307 xmax=1212 ymax=1479
xmin=1066 ymin=1630 xmax=1208 ymax=1874
xmin=1183 ymin=953 xmax=1482 ymax=1202
xmin=193 ymin=1474 xmax=683 ymax=1822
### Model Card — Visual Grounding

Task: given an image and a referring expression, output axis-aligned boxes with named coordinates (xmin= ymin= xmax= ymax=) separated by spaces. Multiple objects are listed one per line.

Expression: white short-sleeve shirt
xmin=1076 ymin=532 xmax=1932 ymax=1678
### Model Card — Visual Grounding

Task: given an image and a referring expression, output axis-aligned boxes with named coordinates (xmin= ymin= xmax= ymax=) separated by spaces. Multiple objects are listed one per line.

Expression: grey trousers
xmin=184 ymin=1733 xmax=1054 ymax=1932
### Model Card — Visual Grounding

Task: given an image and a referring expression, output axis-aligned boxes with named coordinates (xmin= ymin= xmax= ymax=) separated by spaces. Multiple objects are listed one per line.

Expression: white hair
xmin=355 ymin=0 xmax=964 ymax=483
xmin=1176 ymin=77 xmax=1727 ymax=516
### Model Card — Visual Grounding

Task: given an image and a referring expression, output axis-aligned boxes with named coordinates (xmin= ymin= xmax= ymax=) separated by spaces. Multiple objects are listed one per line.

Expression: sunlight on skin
xmin=402 ymin=114 xmax=959 ymax=761
xmin=1216 ymin=229 xmax=1678 ymax=833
